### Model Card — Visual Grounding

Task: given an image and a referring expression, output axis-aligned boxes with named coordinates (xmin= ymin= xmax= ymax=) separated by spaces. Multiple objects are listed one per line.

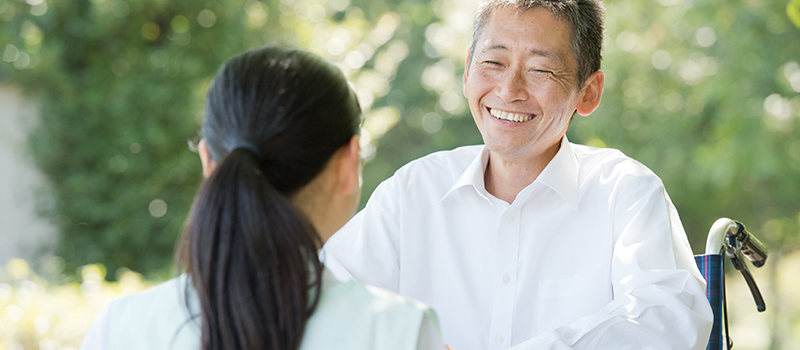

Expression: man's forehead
xmin=475 ymin=6 xmax=574 ymax=65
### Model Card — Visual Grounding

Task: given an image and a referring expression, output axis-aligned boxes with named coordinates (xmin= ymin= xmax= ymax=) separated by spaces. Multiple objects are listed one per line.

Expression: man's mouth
xmin=488 ymin=108 xmax=534 ymax=123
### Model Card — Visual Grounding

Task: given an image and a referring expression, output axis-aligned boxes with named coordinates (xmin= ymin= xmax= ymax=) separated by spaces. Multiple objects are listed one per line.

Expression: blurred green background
xmin=1 ymin=0 xmax=799 ymax=348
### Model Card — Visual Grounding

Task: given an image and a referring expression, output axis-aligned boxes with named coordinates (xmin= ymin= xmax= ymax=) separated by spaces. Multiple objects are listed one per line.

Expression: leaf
xmin=789 ymin=0 xmax=800 ymax=29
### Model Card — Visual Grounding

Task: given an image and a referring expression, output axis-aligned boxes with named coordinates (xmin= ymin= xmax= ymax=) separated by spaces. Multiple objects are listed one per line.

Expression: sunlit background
xmin=1 ymin=0 xmax=799 ymax=348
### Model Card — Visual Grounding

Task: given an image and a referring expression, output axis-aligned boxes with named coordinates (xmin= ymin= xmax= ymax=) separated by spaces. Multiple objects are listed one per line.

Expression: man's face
xmin=463 ymin=6 xmax=582 ymax=160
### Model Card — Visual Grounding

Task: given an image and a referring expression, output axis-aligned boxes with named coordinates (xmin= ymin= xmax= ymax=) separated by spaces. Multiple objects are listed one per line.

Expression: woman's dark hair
xmin=177 ymin=46 xmax=361 ymax=350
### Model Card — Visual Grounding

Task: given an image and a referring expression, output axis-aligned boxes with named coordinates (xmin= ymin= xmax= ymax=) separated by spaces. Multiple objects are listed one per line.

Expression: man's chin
xmin=483 ymin=138 xmax=562 ymax=162
xmin=483 ymin=143 xmax=530 ymax=159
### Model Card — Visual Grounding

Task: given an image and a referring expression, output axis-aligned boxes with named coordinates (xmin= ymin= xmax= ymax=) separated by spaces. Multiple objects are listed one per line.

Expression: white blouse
xmin=80 ymin=268 xmax=445 ymax=350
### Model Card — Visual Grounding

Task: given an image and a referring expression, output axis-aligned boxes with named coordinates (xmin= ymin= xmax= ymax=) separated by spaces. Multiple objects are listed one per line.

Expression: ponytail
xmin=177 ymin=46 xmax=360 ymax=350
xmin=178 ymin=147 xmax=323 ymax=350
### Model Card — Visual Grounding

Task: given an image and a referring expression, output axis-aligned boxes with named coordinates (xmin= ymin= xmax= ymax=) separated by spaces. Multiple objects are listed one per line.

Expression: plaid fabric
xmin=695 ymin=254 xmax=725 ymax=350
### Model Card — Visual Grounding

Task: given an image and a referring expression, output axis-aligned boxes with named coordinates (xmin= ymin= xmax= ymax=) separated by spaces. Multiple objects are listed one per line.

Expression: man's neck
xmin=484 ymin=141 xmax=562 ymax=204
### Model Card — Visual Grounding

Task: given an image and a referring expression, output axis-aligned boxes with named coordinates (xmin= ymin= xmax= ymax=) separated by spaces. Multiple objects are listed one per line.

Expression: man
xmin=322 ymin=0 xmax=713 ymax=349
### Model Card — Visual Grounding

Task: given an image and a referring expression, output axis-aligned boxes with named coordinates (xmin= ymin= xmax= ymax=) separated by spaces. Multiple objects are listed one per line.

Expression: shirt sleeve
xmin=321 ymin=176 xmax=402 ymax=292
xmin=79 ymin=299 xmax=118 ymax=350
xmin=510 ymin=177 xmax=713 ymax=350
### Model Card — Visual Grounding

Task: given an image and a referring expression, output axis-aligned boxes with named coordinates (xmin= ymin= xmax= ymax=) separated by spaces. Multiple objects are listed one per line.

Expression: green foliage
xmin=1 ymin=0 xmax=462 ymax=279
xmin=3 ymin=0 xmax=800 ymax=348
xmin=789 ymin=0 xmax=800 ymax=28
xmin=564 ymin=0 xmax=800 ymax=254
xmin=2 ymin=0 xmax=800 ymax=282
xmin=1 ymin=0 xmax=298 ymax=279
xmin=0 ymin=259 xmax=152 ymax=349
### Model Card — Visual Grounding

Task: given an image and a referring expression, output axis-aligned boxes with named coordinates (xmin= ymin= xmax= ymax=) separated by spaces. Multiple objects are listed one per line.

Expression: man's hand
xmin=445 ymin=345 xmax=455 ymax=350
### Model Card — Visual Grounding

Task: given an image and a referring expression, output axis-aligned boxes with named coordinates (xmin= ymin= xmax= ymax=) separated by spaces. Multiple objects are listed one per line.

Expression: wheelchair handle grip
xmin=739 ymin=261 xmax=767 ymax=312
xmin=727 ymin=236 xmax=768 ymax=313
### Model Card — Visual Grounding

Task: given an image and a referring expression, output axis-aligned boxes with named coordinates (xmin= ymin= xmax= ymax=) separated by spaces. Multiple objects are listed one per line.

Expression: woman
xmin=80 ymin=47 xmax=444 ymax=350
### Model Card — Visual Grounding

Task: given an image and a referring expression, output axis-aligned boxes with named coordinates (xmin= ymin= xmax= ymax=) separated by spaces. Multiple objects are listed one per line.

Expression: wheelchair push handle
xmin=706 ymin=219 xmax=768 ymax=267
xmin=706 ymin=218 xmax=768 ymax=313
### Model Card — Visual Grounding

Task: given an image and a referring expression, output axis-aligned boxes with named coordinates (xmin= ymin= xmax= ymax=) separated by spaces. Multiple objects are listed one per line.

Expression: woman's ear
xmin=336 ymin=136 xmax=361 ymax=195
xmin=575 ymin=70 xmax=605 ymax=116
xmin=199 ymin=139 xmax=217 ymax=179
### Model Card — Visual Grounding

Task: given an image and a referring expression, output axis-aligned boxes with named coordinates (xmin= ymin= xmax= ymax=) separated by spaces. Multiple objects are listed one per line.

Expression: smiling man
xmin=322 ymin=1 xmax=713 ymax=349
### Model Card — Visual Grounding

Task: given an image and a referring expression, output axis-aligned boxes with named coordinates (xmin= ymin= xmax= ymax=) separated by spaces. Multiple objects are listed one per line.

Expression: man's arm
xmin=512 ymin=178 xmax=713 ymax=350
xmin=321 ymin=176 xmax=402 ymax=291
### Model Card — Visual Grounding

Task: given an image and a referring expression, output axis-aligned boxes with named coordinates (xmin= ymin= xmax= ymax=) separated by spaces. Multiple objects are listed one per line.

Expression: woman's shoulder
xmin=111 ymin=275 xmax=196 ymax=323
xmin=301 ymin=269 xmax=437 ymax=350
xmin=113 ymin=275 xmax=187 ymax=306
xmin=106 ymin=275 xmax=200 ymax=349
xmin=318 ymin=267 xmax=432 ymax=314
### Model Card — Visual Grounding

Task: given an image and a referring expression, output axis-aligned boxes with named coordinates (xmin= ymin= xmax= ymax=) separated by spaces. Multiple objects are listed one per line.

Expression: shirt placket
xmin=488 ymin=204 xmax=521 ymax=349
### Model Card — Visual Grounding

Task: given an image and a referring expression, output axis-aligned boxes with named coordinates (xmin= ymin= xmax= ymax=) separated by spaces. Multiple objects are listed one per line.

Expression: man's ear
xmin=199 ymin=139 xmax=217 ymax=179
xmin=575 ymin=70 xmax=604 ymax=116
xmin=463 ymin=49 xmax=472 ymax=96
xmin=336 ymin=135 xmax=361 ymax=195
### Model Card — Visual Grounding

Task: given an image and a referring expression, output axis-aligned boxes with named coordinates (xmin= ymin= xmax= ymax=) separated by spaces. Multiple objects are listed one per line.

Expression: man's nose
xmin=496 ymin=68 xmax=528 ymax=102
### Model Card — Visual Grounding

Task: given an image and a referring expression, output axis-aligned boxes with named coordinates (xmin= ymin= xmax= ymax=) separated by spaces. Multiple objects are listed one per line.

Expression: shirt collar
xmin=439 ymin=137 xmax=579 ymax=211
xmin=440 ymin=146 xmax=492 ymax=204
xmin=535 ymin=136 xmax=580 ymax=212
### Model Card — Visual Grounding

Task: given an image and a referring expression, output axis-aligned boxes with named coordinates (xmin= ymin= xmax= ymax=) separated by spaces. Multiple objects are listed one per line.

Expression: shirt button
xmin=502 ymin=275 xmax=510 ymax=283
xmin=505 ymin=215 xmax=514 ymax=223
xmin=496 ymin=335 xmax=505 ymax=344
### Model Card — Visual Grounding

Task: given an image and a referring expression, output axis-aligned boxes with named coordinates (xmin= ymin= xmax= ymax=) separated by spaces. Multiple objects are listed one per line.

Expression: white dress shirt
xmin=80 ymin=268 xmax=445 ymax=350
xmin=322 ymin=137 xmax=713 ymax=350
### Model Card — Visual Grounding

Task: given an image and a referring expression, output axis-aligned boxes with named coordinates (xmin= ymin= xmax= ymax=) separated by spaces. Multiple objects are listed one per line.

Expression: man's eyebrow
xmin=528 ymin=48 xmax=562 ymax=61
xmin=483 ymin=43 xmax=508 ymax=51
xmin=481 ymin=43 xmax=564 ymax=62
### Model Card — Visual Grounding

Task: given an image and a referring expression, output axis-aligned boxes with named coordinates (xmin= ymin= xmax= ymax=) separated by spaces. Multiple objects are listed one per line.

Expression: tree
xmin=2 ymin=0 xmax=297 ymax=279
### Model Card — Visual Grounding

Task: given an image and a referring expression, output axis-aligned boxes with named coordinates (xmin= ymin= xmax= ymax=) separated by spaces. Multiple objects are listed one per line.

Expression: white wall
xmin=0 ymin=84 xmax=55 ymax=266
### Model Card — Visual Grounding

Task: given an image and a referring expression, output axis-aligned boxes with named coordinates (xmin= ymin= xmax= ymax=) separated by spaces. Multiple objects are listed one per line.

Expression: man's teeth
xmin=490 ymin=109 xmax=533 ymax=122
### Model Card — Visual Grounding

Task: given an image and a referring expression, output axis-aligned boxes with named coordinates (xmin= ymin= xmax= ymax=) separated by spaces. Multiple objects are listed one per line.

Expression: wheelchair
xmin=695 ymin=218 xmax=768 ymax=350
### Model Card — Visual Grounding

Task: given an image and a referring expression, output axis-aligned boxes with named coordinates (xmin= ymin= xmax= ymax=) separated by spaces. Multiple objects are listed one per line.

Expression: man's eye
xmin=483 ymin=61 xmax=502 ymax=66
xmin=532 ymin=69 xmax=553 ymax=75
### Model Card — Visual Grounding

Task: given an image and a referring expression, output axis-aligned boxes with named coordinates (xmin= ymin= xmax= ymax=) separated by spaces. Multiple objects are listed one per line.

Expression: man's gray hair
xmin=469 ymin=0 xmax=605 ymax=89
